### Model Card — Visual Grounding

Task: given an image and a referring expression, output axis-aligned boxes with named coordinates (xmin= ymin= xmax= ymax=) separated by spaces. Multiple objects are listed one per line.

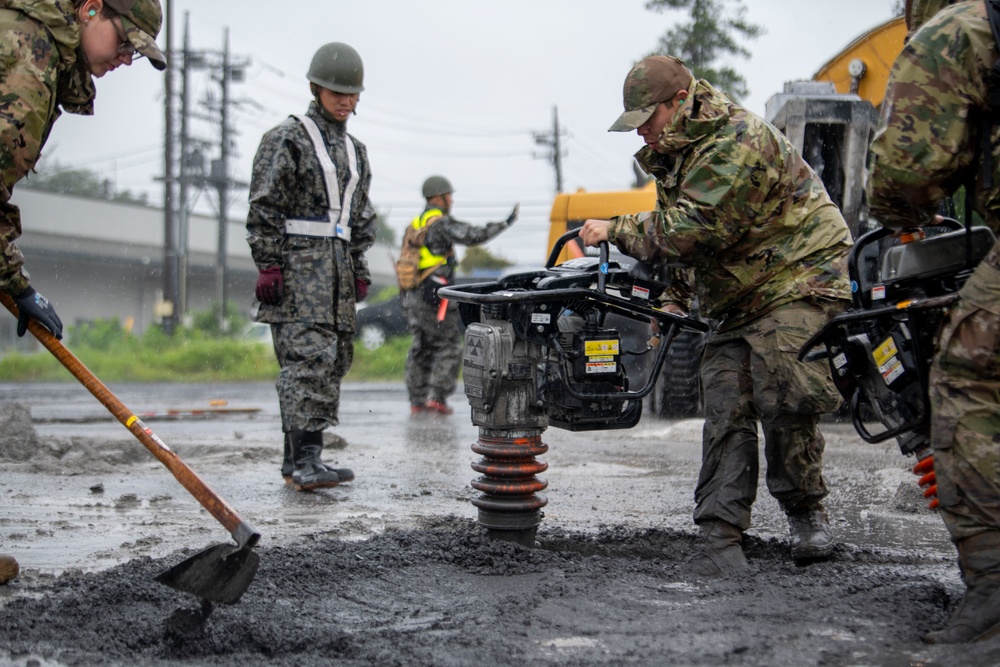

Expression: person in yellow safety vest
xmin=402 ymin=175 xmax=519 ymax=415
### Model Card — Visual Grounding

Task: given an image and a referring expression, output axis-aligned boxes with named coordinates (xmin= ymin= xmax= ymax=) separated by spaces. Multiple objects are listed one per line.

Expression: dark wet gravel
xmin=2 ymin=515 xmax=1000 ymax=666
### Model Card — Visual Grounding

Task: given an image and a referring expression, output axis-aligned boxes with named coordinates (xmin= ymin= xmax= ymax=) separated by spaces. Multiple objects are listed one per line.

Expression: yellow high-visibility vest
xmin=410 ymin=208 xmax=451 ymax=270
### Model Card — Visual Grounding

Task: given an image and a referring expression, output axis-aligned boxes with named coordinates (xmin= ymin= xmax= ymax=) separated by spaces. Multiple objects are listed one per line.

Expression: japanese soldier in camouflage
xmin=400 ymin=175 xmax=518 ymax=415
xmin=869 ymin=0 xmax=1000 ymax=644
xmin=0 ymin=0 xmax=164 ymax=340
xmin=581 ymin=55 xmax=852 ymax=576
xmin=246 ymin=42 xmax=376 ymax=492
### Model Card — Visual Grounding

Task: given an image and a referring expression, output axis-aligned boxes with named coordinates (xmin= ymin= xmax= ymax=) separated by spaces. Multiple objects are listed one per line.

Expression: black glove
xmin=506 ymin=203 xmax=520 ymax=226
xmin=14 ymin=287 xmax=63 ymax=340
xmin=422 ymin=275 xmax=448 ymax=305
xmin=255 ymin=267 xmax=283 ymax=305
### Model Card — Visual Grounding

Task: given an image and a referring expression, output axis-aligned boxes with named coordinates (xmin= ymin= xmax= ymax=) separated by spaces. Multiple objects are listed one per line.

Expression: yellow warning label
xmin=872 ymin=336 xmax=898 ymax=368
xmin=585 ymin=340 xmax=619 ymax=356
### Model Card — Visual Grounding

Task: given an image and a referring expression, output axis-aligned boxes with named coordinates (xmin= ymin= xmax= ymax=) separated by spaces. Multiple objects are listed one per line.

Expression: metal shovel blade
xmin=156 ymin=543 xmax=260 ymax=604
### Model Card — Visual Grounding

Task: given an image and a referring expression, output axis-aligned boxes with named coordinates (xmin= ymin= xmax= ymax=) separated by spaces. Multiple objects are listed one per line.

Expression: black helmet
xmin=307 ymin=42 xmax=365 ymax=94
xmin=422 ymin=175 xmax=453 ymax=199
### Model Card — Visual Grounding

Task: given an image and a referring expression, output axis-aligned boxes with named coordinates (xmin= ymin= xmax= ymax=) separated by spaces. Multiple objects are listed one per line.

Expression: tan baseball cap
xmin=105 ymin=0 xmax=166 ymax=71
xmin=609 ymin=56 xmax=693 ymax=132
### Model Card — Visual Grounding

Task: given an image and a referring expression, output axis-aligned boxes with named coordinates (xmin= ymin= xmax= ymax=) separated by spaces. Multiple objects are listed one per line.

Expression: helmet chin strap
xmin=310 ymin=83 xmax=347 ymax=124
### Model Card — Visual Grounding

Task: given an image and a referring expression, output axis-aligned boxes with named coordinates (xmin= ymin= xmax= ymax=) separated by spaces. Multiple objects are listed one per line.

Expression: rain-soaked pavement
xmin=0 ymin=381 xmax=998 ymax=666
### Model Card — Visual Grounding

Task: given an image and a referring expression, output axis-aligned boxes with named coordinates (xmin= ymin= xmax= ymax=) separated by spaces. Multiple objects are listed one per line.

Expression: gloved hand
xmin=14 ymin=286 xmax=63 ymax=340
xmin=354 ymin=278 xmax=369 ymax=302
xmin=506 ymin=203 xmax=520 ymax=226
xmin=255 ymin=266 xmax=283 ymax=305
xmin=913 ymin=455 xmax=939 ymax=510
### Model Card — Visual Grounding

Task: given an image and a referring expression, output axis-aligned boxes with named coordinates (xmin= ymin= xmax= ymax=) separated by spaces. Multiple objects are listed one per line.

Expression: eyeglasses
xmin=113 ymin=17 xmax=144 ymax=60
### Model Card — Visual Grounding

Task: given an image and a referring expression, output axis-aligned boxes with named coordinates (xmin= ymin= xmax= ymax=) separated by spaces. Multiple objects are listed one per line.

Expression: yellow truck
xmin=544 ymin=16 xmax=907 ymax=418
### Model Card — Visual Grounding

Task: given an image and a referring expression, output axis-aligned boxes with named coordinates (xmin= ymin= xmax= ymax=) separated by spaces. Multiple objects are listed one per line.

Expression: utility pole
xmin=160 ymin=0 xmax=177 ymax=334
xmin=173 ymin=22 xmax=249 ymax=332
xmin=177 ymin=12 xmax=194 ymax=320
xmin=209 ymin=28 xmax=249 ymax=332
xmin=533 ymin=106 xmax=567 ymax=194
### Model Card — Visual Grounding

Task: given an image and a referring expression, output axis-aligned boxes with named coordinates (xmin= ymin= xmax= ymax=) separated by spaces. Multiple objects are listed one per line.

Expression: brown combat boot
xmin=924 ymin=531 xmax=1000 ymax=644
xmin=687 ymin=520 xmax=749 ymax=577
xmin=787 ymin=508 xmax=835 ymax=562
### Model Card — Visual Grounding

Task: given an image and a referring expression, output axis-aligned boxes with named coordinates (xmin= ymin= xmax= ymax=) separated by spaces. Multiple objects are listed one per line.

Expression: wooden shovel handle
xmin=1 ymin=293 xmax=260 ymax=549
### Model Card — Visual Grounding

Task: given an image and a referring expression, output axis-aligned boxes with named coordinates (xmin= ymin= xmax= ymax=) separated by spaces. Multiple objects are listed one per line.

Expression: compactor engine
xmin=801 ymin=221 xmax=995 ymax=471
xmin=439 ymin=231 xmax=708 ymax=545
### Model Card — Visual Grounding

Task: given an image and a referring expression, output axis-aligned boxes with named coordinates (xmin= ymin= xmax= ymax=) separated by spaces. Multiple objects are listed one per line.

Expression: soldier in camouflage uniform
xmin=402 ymin=176 xmax=517 ymax=415
xmin=868 ymin=0 xmax=1000 ymax=644
xmin=0 ymin=0 xmax=164 ymax=341
xmin=246 ymin=42 xmax=376 ymax=492
xmin=581 ymin=56 xmax=852 ymax=576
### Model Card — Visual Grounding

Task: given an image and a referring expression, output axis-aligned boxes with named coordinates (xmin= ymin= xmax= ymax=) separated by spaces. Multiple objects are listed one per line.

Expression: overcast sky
xmin=37 ymin=0 xmax=898 ymax=265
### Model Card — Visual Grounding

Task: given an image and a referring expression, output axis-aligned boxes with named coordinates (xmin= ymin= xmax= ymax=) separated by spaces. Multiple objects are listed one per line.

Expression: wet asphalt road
xmin=0 ymin=380 xmax=952 ymax=575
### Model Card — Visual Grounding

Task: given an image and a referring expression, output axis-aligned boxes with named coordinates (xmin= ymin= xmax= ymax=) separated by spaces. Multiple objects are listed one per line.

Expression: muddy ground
xmin=0 ymin=381 xmax=999 ymax=666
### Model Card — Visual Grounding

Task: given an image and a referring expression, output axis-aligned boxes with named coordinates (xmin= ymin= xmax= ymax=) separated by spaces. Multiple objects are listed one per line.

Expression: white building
xmin=1 ymin=189 xmax=396 ymax=349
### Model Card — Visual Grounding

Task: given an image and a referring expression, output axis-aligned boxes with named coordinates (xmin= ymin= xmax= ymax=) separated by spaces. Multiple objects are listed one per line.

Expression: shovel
xmin=1 ymin=293 xmax=260 ymax=604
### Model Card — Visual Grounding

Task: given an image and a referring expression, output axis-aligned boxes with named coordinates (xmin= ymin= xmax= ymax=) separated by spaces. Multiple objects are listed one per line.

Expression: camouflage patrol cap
xmin=609 ymin=56 xmax=694 ymax=132
xmin=105 ymin=0 xmax=166 ymax=71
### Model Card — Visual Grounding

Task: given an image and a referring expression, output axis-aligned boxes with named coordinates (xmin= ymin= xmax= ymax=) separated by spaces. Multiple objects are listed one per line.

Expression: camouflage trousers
xmin=402 ymin=289 xmax=462 ymax=406
xmin=930 ymin=256 xmax=1000 ymax=545
xmin=270 ymin=321 xmax=354 ymax=433
xmin=694 ymin=300 xmax=843 ymax=530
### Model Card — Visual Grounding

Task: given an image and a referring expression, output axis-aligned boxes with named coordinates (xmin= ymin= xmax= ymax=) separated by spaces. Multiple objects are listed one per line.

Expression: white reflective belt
xmin=284 ymin=114 xmax=358 ymax=241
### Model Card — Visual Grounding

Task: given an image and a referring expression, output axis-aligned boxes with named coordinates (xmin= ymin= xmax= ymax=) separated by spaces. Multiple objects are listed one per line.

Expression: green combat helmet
xmin=307 ymin=42 xmax=364 ymax=93
xmin=422 ymin=176 xmax=454 ymax=199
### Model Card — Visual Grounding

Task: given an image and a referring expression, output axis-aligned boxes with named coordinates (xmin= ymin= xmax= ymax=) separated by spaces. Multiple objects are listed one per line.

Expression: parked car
xmin=354 ymin=278 xmax=485 ymax=350
xmin=354 ymin=295 xmax=408 ymax=350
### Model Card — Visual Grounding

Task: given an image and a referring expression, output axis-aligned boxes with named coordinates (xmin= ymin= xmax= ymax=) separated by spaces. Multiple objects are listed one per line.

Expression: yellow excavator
xmin=812 ymin=16 xmax=906 ymax=108
xmin=544 ymin=16 xmax=907 ymax=417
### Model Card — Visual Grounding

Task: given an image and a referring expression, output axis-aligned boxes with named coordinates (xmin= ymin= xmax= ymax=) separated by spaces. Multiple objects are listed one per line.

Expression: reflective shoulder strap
xmin=339 ymin=133 xmax=360 ymax=231
xmin=284 ymin=115 xmax=354 ymax=241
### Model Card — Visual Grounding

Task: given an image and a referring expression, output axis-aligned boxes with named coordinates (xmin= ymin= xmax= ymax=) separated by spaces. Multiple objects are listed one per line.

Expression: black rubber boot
xmin=281 ymin=432 xmax=294 ymax=484
xmin=318 ymin=433 xmax=354 ymax=481
xmin=924 ymin=531 xmax=1000 ymax=644
xmin=687 ymin=520 xmax=749 ymax=577
xmin=320 ymin=461 xmax=355 ymax=483
xmin=787 ymin=507 xmax=835 ymax=562
xmin=289 ymin=430 xmax=341 ymax=491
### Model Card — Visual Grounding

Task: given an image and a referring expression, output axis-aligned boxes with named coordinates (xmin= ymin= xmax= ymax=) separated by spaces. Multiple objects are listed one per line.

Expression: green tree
xmin=374 ymin=212 xmax=396 ymax=245
xmin=459 ymin=245 xmax=512 ymax=275
xmin=21 ymin=162 xmax=147 ymax=204
xmin=892 ymin=0 xmax=905 ymax=17
xmin=645 ymin=0 xmax=764 ymax=101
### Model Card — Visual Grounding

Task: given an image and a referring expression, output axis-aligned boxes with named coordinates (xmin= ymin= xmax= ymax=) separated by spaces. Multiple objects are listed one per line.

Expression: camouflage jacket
xmin=607 ymin=80 xmax=852 ymax=332
xmin=246 ymin=101 xmax=377 ymax=330
xmin=869 ymin=1 xmax=1000 ymax=241
xmin=421 ymin=206 xmax=510 ymax=283
xmin=0 ymin=0 xmax=97 ymax=294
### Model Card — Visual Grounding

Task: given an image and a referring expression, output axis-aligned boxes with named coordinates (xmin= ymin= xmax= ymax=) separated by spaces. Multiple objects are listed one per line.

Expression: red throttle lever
xmin=913 ymin=455 xmax=939 ymax=510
